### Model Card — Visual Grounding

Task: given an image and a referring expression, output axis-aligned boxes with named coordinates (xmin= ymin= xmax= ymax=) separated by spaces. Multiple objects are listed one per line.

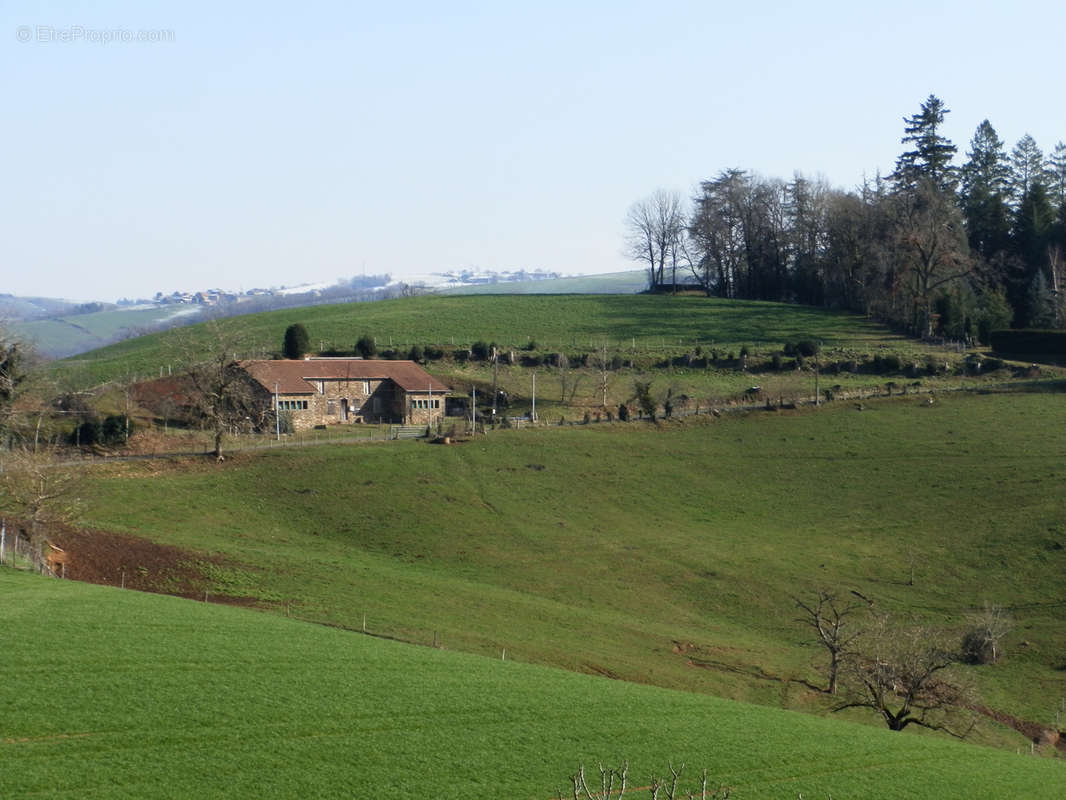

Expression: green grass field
xmin=3 ymin=570 xmax=1063 ymax=799
xmin=56 ymin=294 xmax=912 ymax=387
xmin=73 ymin=390 xmax=1066 ymax=745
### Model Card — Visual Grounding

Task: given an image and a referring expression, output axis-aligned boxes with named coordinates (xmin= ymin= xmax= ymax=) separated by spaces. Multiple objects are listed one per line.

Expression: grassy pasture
xmin=2 ymin=570 xmax=1063 ymax=799
xmin=56 ymin=294 xmax=911 ymax=386
xmin=74 ymin=390 xmax=1066 ymax=738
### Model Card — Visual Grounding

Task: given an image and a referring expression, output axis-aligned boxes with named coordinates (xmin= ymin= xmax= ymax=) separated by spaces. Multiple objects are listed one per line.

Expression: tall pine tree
xmin=893 ymin=95 xmax=958 ymax=193
xmin=1048 ymin=141 xmax=1066 ymax=210
xmin=1010 ymin=181 xmax=1056 ymax=325
xmin=1010 ymin=134 xmax=1047 ymax=204
xmin=959 ymin=120 xmax=1012 ymax=265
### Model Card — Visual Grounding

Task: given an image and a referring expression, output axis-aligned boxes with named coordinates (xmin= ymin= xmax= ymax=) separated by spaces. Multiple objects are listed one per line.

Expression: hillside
xmin=57 ymin=294 xmax=913 ymax=387
xmin=14 ymin=305 xmax=201 ymax=358
xmin=67 ymin=390 xmax=1066 ymax=746
xmin=3 ymin=570 xmax=1063 ymax=799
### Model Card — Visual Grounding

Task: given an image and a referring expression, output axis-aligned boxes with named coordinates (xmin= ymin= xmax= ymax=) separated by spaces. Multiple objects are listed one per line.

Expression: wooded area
xmin=627 ymin=95 xmax=1066 ymax=341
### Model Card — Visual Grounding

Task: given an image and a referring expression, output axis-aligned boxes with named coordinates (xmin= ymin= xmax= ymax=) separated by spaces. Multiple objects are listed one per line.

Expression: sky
xmin=3 ymin=1 xmax=1065 ymax=302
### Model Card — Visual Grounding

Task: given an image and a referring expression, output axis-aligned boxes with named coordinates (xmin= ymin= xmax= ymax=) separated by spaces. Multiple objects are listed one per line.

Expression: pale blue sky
xmin=3 ymin=1 xmax=1064 ymax=301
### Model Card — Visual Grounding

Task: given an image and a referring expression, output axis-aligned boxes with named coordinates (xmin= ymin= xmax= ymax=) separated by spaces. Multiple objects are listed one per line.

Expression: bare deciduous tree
xmin=650 ymin=763 xmax=729 ymax=800
xmin=589 ymin=342 xmax=612 ymax=409
xmin=794 ymin=590 xmax=869 ymax=694
xmin=557 ymin=761 xmax=628 ymax=800
xmin=835 ymin=617 xmax=973 ymax=737
xmin=891 ymin=179 xmax=973 ymax=336
xmin=0 ymin=447 xmax=84 ymax=571
xmin=960 ymin=603 xmax=1013 ymax=665
xmin=625 ymin=190 xmax=687 ymax=291
xmin=173 ymin=321 xmax=259 ymax=459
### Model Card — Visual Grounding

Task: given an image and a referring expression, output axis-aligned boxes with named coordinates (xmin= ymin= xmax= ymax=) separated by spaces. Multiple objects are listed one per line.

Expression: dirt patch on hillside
xmin=43 ymin=524 xmax=259 ymax=605
xmin=973 ymin=705 xmax=1066 ymax=752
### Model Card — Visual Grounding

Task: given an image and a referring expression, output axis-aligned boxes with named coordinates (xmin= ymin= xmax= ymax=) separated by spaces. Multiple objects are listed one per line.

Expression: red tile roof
xmin=239 ymin=359 xmax=450 ymax=395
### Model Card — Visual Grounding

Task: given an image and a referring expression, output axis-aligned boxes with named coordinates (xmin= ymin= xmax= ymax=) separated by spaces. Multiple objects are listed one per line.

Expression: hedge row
xmin=989 ymin=329 xmax=1066 ymax=356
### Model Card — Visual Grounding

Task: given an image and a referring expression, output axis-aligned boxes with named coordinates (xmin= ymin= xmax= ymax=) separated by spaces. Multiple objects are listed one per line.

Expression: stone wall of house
xmin=255 ymin=374 xmax=446 ymax=432
xmin=405 ymin=394 xmax=444 ymax=427
xmin=273 ymin=378 xmax=446 ymax=430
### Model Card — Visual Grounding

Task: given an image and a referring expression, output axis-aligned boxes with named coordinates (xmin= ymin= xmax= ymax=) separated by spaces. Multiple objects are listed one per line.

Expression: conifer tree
xmin=282 ymin=323 xmax=310 ymax=360
xmin=959 ymin=120 xmax=1012 ymax=262
xmin=893 ymin=95 xmax=958 ymax=193
xmin=1048 ymin=141 xmax=1066 ymax=210
xmin=1010 ymin=134 xmax=1048 ymax=203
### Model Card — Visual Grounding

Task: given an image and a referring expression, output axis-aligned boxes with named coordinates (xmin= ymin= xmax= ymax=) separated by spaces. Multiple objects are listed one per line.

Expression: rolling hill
xmin=66 ymin=390 xmax=1066 ymax=747
xmin=3 ymin=569 xmax=1063 ymax=799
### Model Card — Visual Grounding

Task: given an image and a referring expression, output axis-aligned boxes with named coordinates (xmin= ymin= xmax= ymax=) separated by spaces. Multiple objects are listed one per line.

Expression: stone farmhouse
xmin=239 ymin=358 xmax=450 ymax=431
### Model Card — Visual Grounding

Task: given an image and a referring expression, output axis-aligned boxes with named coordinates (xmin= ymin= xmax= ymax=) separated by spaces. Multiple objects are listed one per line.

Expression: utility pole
xmin=275 ymin=382 xmax=281 ymax=440
xmin=531 ymin=372 xmax=536 ymax=424
xmin=471 ymin=386 xmax=476 ymax=433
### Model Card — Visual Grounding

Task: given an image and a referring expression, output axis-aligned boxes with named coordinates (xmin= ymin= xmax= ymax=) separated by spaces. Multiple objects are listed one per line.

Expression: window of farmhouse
xmin=278 ymin=400 xmax=309 ymax=410
xmin=327 ymin=400 xmax=336 ymax=415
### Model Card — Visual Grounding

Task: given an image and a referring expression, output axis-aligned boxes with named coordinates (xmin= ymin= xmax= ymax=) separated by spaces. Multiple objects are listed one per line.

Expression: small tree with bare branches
xmin=555 ymin=762 xmax=729 ymax=800
xmin=0 ymin=447 xmax=83 ymax=572
xmin=960 ymin=603 xmax=1013 ymax=665
xmin=835 ymin=617 xmax=973 ymax=737
xmin=794 ymin=590 xmax=869 ymax=694
xmin=174 ymin=321 xmax=259 ymax=459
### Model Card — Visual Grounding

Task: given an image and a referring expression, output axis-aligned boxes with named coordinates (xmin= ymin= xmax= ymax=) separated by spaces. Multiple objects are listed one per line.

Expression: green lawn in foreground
xmin=78 ymin=390 xmax=1066 ymax=739
xmin=2 ymin=571 xmax=1063 ymax=799
xmin=56 ymin=294 xmax=909 ymax=386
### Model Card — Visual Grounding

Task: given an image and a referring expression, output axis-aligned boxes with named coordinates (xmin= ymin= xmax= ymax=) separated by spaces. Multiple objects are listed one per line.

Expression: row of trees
xmin=627 ymin=95 xmax=1066 ymax=338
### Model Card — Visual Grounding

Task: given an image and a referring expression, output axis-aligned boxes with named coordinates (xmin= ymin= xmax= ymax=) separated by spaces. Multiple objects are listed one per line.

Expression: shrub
xmin=633 ymin=380 xmax=656 ymax=420
xmin=617 ymin=403 xmax=629 ymax=422
xmin=102 ymin=415 xmax=134 ymax=444
xmin=523 ymin=339 xmax=537 ymax=351
xmin=982 ymin=356 xmax=1005 ymax=371
xmin=609 ymin=355 xmax=624 ymax=370
xmin=873 ymin=354 xmax=902 ymax=373
xmin=788 ymin=339 xmax=821 ymax=357
xmin=282 ymin=323 xmax=310 ymax=360
xmin=471 ymin=341 xmax=492 ymax=361
xmin=71 ymin=418 xmax=103 ymax=447
xmin=408 ymin=345 xmax=424 ymax=363
xmin=379 ymin=348 xmax=399 ymax=360
xmin=277 ymin=410 xmax=294 ymax=434
xmin=423 ymin=345 xmax=444 ymax=361
xmin=771 ymin=353 xmax=783 ymax=371
xmin=355 ymin=335 xmax=376 ymax=359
